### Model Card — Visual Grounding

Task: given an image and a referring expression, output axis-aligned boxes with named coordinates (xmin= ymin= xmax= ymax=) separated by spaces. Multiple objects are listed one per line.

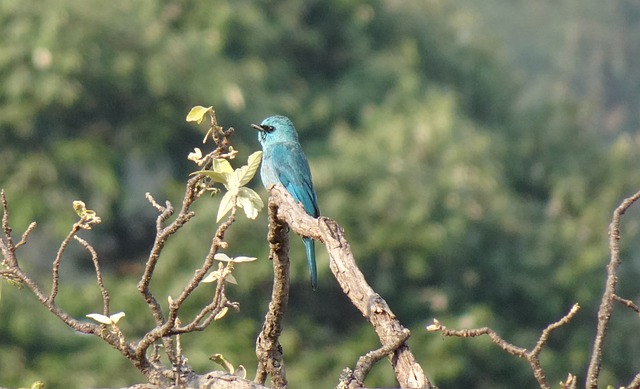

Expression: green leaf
xmin=86 ymin=312 xmax=125 ymax=325
xmin=86 ymin=313 xmax=112 ymax=325
xmin=231 ymin=256 xmax=257 ymax=263
xmin=109 ymin=312 xmax=126 ymax=324
xmin=225 ymin=273 xmax=238 ymax=284
xmin=227 ymin=170 xmax=241 ymax=191
xmin=237 ymin=151 xmax=262 ymax=187
xmin=191 ymin=170 xmax=230 ymax=187
xmin=214 ymin=253 xmax=231 ymax=262
xmin=237 ymin=187 xmax=264 ymax=219
xmin=212 ymin=158 xmax=234 ymax=173
xmin=202 ymin=270 xmax=220 ymax=283
xmin=186 ymin=106 xmax=213 ymax=124
xmin=214 ymin=306 xmax=230 ymax=320
xmin=216 ymin=190 xmax=235 ymax=222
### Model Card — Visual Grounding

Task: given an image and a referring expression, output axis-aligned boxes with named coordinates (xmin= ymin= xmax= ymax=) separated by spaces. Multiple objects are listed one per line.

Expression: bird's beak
xmin=251 ymin=124 xmax=264 ymax=132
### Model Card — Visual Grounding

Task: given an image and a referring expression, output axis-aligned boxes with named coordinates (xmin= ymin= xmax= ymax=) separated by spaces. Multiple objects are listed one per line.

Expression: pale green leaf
xmin=188 ymin=148 xmax=203 ymax=163
xmin=214 ymin=306 xmax=229 ymax=320
xmin=225 ymin=273 xmax=238 ymax=284
xmin=86 ymin=312 xmax=125 ymax=325
xmin=237 ymin=151 xmax=262 ymax=187
xmin=215 ymin=253 xmax=257 ymax=263
xmin=186 ymin=106 xmax=213 ymax=124
xmin=212 ymin=158 xmax=233 ymax=173
xmin=202 ymin=270 xmax=221 ymax=283
xmin=191 ymin=170 xmax=230 ymax=186
xmin=86 ymin=313 xmax=112 ymax=325
xmin=237 ymin=187 xmax=264 ymax=219
xmin=216 ymin=191 xmax=235 ymax=222
xmin=214 ymin=253 xmax=231 ymax=262
xmin=231 ymin=256 xmax=257 ymax=263
xmin=109 ymin=312 xmax=126 ymax=324
xmin=227 ymin=169 xmax=241 ymax=191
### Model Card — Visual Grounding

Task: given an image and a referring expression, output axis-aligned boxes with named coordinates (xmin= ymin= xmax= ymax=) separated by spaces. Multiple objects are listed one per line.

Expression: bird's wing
xmin=269 ymin=142 xmax=320 ymax=218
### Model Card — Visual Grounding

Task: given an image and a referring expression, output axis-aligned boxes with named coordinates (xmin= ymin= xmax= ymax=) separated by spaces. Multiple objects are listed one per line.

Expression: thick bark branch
xmin=268 ymin=185 xmax=431 ymax=389
xmin=255 ymin=199 xmax=290 ymax=388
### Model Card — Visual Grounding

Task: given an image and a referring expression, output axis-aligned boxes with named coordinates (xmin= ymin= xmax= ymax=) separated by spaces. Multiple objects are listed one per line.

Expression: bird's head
xmin=252 ymin=115 xmax=299 ymax=146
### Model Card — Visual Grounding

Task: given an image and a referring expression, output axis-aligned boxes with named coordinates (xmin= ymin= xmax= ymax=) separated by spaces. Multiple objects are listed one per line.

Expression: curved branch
xmin=268 ymin=184 xmax=431 ymax=389
xmin=586 ymin=189 xmax=640 ymax=389
xmin=428 ymin=303 xmax=580 ymax=389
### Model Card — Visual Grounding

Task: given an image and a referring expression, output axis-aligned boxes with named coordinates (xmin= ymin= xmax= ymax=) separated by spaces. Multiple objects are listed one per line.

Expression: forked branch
xmin=427 ymin=303 xmax=580 ymax=389
xmin=267 ymin=184 xmax=432 ymax=389
xmin=586 ymin=189 xmax=640 ymax=389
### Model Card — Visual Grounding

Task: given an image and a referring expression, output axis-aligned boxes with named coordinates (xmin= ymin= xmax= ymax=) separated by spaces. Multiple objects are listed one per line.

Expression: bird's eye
xmin=263 ymin=125 xmax=275 ymax=133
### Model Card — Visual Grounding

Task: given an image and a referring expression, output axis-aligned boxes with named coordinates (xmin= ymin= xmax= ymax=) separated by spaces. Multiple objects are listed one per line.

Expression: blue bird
xmin=252 ymin=115 xmax=320 ymax=290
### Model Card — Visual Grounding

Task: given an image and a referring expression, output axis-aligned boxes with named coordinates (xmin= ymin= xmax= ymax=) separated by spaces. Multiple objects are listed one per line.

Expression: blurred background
xmin=2 ymin=0 xmax=640 ymax=387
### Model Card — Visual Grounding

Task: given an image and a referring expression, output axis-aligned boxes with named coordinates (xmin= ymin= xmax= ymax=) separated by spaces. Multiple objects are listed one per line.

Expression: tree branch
xmin=612 ymin=295 xmax=640 ymax=314
xmin=428 ymin=303 xmax=580 ymax=389
xmin=75 ymin=235 xmax=111 ymax=316
xmin=255 ymin=199 xmax=291 ymax=388
xmin=586 ymin=189 xmax=640 ymax=389
xmin=268 ymin=184 xmax=432 ymax=389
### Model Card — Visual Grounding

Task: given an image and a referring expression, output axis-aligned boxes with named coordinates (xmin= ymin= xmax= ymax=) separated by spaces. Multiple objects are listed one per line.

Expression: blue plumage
xmin=252 ymin=115 xmax=320 ymax=289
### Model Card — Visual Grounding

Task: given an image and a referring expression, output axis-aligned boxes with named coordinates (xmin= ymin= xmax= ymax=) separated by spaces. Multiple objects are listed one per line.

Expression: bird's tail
xmin=303 ymin=237 xmax=318 ymax=290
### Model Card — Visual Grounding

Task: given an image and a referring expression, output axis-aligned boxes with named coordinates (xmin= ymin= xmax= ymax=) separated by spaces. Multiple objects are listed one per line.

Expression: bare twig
xmin=134 ymin=120 xmax=239 ymax=373
xmin=0 ymin=191 xmax=145 ymax=375
xmin=268 ymin=184 xmax=431 ymax=389
xmin=1 ymin=190 xmax=11 ymax=245
xmin=49 ymin=223 xmax=81 ymax=303
xmin=428 ymin=303 xmax=580 ymax=389
xmin=15 ymin=221 xmax=37 ymax=249
xmin=586 ymin=189 xmax=640 ymax=389
xmin=135 ymin=178 xmax=198 ymax=367
xmin=613 ymin=294 xmax=640 ymax=315
xmin=627 ymin=373 xmax=640 ymax=389
xmin=353 ymin=327 xmax=410 ymax=384
xmin=532 ymin=303 xmax=581 ymax=356
xmin=255 ymin=199 xmax=291 ymax=388
xmin=75 ymin=236 xmax=110 ymax=316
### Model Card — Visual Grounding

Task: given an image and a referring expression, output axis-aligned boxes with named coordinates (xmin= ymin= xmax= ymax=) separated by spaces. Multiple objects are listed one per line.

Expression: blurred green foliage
xmin=1 ymin=0 xmax=640 ymax=388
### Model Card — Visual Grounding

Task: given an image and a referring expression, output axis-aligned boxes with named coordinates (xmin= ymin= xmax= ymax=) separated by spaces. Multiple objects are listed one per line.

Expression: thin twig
xmin=428 ymin=303 xmax=580 ymax=389
xmin=531 ymin=303 xmax=581 ymax=356
xmin=586 ymin=189 xmax=640 ymax=389
xmin=75 ymin=236 xmax=110 ymax=316
xmin=49 ymin=223 xmax=81 ymax=303
xmin=0 ymin=192 xmax=140 ymax=367
xmin=353 ymin=328 xmax=410 ymax=384
xmin=15 ymin=222 xmax=37 ymax=249
xmin=135 ymin=177 xmax=198 ymax=368
xmin=613 ymin=294 xmax=640 ymax=315
xmin=627 ymin=373 xmax=640 ymax=389
xmin=0 ymin=120 xmax=267 ymax=387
